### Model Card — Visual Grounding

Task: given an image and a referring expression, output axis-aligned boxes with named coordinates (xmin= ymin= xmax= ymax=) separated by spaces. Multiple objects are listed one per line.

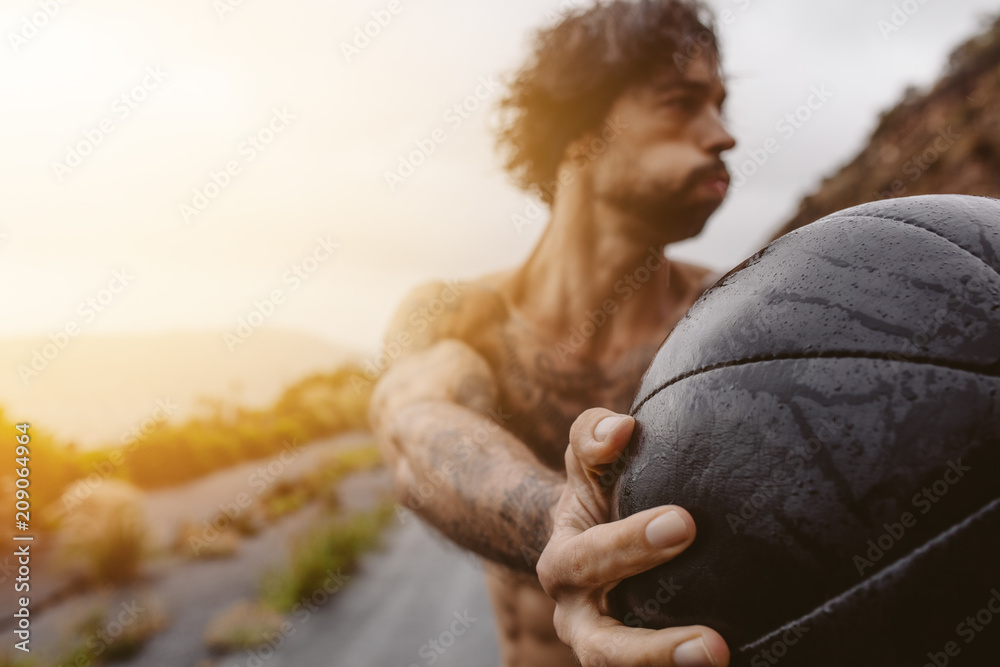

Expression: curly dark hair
xmin=496 ymin=0 xmax=721 ymax=204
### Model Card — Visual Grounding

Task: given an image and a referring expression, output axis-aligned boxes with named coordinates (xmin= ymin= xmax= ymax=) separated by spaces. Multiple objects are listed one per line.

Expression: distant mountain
xmin=0 ymin=329 xmax=356 ymax=449
xmin=773 ymin=13 xmax=1000 ymax=238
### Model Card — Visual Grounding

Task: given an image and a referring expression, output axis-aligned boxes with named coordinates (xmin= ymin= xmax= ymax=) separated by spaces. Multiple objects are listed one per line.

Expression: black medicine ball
xmin=609 ymin=195 xmax=1000 ymax=666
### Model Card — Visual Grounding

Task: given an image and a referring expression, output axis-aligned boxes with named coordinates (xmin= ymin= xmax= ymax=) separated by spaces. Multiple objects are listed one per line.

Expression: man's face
xmin=582 ymin=55 xmax=736 ymax=243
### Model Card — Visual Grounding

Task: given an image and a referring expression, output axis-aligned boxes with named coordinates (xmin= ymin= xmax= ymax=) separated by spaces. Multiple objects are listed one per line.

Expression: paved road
xmin=4 ymin=432 xmax=502 ymax=667
xmin=215 ymin=512 xmax=501 ymax=667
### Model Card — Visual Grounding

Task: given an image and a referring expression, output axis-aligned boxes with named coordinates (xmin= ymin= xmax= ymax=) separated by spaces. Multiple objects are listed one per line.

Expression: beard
xmin=597 ymin=163 xmax=725 ymax=243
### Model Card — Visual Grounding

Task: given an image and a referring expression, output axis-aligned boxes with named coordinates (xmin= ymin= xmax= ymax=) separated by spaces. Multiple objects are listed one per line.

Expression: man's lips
xmin=698 ymin=170 xmax=730 ymax=198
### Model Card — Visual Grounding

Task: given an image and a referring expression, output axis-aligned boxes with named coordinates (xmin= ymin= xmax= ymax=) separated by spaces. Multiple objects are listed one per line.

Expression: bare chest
xmin=482 ymin=323 xmax=660 ymax=470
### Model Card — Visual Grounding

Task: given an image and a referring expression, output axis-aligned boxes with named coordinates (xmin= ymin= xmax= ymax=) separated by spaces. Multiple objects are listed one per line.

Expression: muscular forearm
xmin=381 ymin=400 xmax=565 ymax=574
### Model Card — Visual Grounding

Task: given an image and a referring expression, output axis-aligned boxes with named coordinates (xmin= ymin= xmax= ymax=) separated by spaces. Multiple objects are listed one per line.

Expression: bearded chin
xmin=603 ymin=182 xmax=713 ymax=243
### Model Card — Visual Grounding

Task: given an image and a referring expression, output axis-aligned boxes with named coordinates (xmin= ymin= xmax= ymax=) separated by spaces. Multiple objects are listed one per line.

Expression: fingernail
xmin=594 ymin=416 xmax=626 ymax=441
xmin=646 ymin=511 xmax=688 ymax=548
xmin=674 ymin=637 xmax=716 ymax=667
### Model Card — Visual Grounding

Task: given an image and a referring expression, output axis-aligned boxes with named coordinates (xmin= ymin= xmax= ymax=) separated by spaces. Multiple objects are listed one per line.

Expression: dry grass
xmin=203 ymin=600 xmax=287 ymax=654
xmin=175 ymin=522 xmax=243 ymax=559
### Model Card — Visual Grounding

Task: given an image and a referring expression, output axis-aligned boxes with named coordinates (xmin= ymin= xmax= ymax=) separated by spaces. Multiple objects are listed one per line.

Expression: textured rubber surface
xmin=631 ymin=195 xmax=1000 ymax=411
xmin=609 ymin=195 xmax=1000 ymax=664
xmin=736 ymin=497 xmax=1000 ymax=666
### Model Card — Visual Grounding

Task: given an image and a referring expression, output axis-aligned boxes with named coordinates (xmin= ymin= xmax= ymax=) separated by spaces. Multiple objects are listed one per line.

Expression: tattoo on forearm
xmin=501 ymin=470 xmax=563 ymax=570
xmin=398 ymin=406 xmax=562 ymax=574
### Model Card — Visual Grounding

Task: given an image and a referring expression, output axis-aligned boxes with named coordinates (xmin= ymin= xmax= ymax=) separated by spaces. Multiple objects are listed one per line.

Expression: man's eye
xmin=662 ymin=96 xmax=698 ymax=111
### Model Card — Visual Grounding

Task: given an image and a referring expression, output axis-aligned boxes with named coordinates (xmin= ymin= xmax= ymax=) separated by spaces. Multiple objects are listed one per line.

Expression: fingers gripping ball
xmin=609 ymin=195 xmax=1000 ymax=666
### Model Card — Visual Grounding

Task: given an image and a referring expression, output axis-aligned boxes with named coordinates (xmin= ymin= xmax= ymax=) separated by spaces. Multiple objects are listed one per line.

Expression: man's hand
xmin=536 ymin=408 xmax=730 ymax=667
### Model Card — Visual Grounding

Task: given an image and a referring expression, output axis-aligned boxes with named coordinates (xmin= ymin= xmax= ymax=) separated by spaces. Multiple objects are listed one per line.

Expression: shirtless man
xmin=371 ymin=1 xmax=735 ymax=665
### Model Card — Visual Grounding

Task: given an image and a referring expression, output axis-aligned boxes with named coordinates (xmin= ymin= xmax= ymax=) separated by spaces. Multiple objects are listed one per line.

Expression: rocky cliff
xmin=774 ymin=13 xmax=1000 ymax=238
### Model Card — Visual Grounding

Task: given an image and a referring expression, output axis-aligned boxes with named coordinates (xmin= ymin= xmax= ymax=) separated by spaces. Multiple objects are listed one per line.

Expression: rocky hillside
xmin=774 ymin=13 xmax=1000 ymax=238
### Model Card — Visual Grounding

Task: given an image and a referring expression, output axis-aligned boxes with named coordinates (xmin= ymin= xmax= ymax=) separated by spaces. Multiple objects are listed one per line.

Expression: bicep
xmin=369 ymin=280 xmax=504 ymax=470
xmin=372 ymin=338 xmax=498 ymax=419
xmin=371 ymin=280 xmax=501 ymax=420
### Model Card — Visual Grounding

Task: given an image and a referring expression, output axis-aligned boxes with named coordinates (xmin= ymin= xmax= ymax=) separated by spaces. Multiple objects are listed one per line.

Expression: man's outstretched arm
xmin=371 ymin=337 xmax=564 ymax=574
xmin=370 ymin=284 xmax=729 ymax=665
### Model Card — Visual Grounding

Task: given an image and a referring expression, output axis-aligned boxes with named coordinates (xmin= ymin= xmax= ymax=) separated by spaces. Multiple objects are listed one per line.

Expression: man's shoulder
xmin=387 ymin=273 xmax=512 ymax=353
xmin=670 ymin=259 xmax=722 ymax=297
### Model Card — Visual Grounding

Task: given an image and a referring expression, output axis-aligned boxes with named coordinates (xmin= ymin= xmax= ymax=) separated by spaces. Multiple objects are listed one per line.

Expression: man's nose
xmin=701 ymin=107 xmax=736 ymax=155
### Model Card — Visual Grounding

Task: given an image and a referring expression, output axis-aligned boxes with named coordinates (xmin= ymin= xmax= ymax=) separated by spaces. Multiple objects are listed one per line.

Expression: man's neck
xmin=505 ymin=185 xmax=682 ymax=358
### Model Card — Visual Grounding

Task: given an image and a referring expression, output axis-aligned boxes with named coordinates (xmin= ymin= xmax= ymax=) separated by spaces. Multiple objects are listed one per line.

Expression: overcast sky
xmin=2 ymin=0 xmax=998 ymax=355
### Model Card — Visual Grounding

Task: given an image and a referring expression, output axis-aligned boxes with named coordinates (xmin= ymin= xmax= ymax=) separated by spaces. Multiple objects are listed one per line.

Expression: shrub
xmin=203 ymin=601 xmax=286 ymax=654
xmin=260 ymin=503 xmax=393 ymax=612
xmin=56 ymin=595 xmax=167 ymax=665
xmin=56 ymin=479 xmax=148 ymax=584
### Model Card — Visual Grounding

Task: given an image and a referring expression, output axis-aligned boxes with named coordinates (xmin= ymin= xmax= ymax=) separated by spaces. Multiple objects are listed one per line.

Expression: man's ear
xmin=561 ymin=131 xmax=597 ymax=174
xmin=564 ymin=134 xmax=587 ymax=160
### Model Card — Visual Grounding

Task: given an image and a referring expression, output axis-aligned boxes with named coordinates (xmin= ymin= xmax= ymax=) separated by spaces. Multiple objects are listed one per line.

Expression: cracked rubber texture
xmin=609 ymin=195 xmax=1000 ymax=665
